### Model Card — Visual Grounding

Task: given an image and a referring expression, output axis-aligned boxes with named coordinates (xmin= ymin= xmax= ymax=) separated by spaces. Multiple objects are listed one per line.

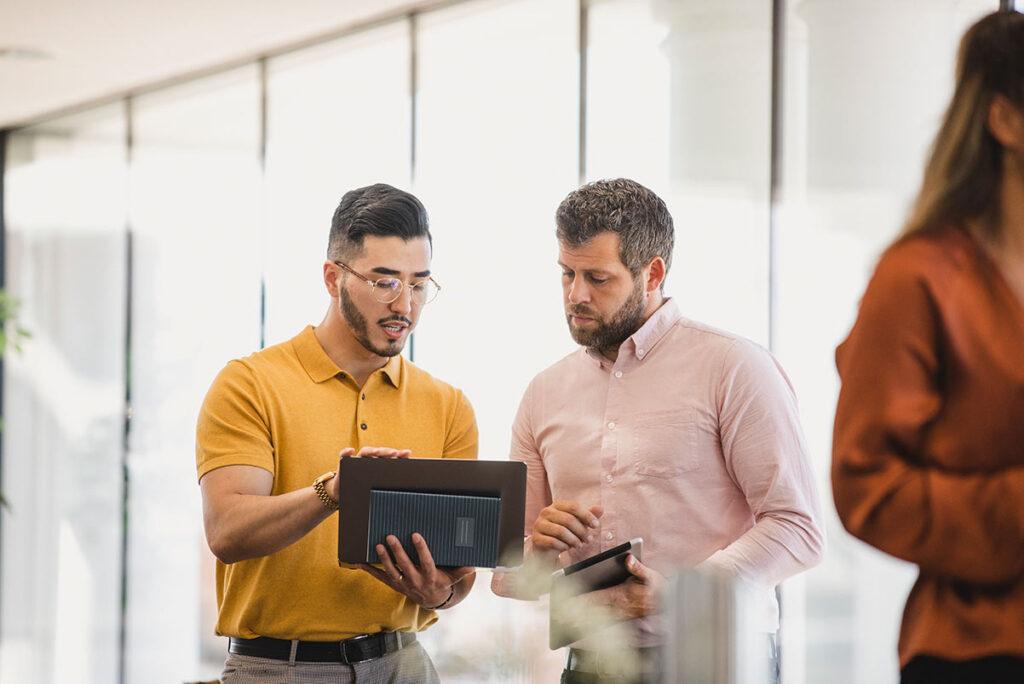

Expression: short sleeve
xmin=196 ymin=360 xmax=275 ymax=481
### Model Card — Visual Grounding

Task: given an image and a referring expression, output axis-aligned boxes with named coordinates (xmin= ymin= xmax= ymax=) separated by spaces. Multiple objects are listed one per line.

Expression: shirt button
xmin=604 ymin=531 xmax=614 ymax=541
xmin=361 ymin=394 xmax=366 ymax=400
xmin=607 ymin=422 xmax=616 ymax=431
xmin=637 ymin=348 xmax=646 ymax=357
xmin=614 ymin=371 xmax=623 ymax=378
xmin=360 ymin=423 xmax=368 ymax=430
xmin=605 ymin=474 xmax=613 ymax=483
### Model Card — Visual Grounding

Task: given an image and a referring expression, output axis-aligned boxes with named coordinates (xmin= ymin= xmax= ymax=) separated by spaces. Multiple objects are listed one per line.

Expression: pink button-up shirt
xmin=506 ymin=299 xmax=823 ymax=640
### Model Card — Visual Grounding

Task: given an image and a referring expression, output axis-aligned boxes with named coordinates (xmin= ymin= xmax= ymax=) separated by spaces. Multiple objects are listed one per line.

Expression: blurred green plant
xmin=0 ymin=289 xmax=30 ymax=511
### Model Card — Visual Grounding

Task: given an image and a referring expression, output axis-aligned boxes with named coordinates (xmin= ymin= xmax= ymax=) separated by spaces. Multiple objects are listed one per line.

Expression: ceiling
xmin=0 ymin=0 xmax=435 ymax=129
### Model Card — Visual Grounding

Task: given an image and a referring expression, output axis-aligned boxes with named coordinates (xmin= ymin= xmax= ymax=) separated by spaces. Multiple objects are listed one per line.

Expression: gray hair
xmin=555 ymin=178 xmax=674 ymax=276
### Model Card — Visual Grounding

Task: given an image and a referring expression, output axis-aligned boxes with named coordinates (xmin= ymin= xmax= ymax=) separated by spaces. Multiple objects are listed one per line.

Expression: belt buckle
xmin=340 ymin=633 xmax=377 ymax=664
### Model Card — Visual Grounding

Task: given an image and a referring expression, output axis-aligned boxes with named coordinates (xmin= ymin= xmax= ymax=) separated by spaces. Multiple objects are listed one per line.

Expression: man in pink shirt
xmin=492 ymin=179 xmax=824 ymax=684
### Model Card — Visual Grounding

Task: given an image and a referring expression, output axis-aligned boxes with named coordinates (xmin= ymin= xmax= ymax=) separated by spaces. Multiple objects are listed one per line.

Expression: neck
xmin=596 ymin=291 xmax=667 ymax=363
xmin=315 ymin=305 xmax=390 ymax=387
xmin=997 ymin=152 xmax=1024 ymax=260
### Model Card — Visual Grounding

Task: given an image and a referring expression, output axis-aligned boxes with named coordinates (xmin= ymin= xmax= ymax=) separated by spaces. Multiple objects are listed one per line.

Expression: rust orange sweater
xmin=833 ymin=226 xmax=1024 ymax=667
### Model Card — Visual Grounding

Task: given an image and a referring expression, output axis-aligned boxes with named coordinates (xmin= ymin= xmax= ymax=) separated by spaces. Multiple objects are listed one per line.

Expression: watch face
xmin=315 ymin=471 xmax=335 ymax=485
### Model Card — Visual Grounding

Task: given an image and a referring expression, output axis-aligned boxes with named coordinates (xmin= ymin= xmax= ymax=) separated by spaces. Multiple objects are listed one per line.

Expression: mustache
xmin=378 ymin=315 xmax=413 ymax=326
xmin=568 ymin=305 xmax=598 ymax=318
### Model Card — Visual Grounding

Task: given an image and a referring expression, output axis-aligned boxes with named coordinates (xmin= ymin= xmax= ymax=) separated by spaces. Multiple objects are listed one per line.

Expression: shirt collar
xmin=293 ymin=325 xmax=403 ymax=388
xmin=581 ymin=298 xmax=682 ymax=368
xmin=628 ymin=297 xmax=682 ymax=361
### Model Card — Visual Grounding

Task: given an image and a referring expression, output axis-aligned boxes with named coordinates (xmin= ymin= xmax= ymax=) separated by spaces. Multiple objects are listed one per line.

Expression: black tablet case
xmin=337 ymin=457 xmax=526 ymax=569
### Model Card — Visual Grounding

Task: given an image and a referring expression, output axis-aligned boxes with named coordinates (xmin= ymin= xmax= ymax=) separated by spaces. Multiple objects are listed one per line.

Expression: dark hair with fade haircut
xmin=555 ymin=178 xmax=674 ymax=277
xmin=327 ymin=183 xmax=432 ymax=261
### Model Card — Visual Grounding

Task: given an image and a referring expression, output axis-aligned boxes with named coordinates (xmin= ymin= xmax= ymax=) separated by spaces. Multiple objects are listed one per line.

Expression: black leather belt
xmin=228 ymin=632 xmax=415 ymax=664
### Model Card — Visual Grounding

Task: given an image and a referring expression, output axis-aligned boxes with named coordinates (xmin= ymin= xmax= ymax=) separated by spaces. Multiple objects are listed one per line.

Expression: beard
xmin=340 ymin=287 xmax=406 ymax=358
xmin=566 ymin=276 xmax=647 ymax=353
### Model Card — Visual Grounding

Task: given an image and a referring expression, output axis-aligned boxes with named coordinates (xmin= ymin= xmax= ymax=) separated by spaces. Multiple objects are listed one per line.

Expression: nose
xmin=567 ymin=275 xmax=590 ymax=306
xmin=389 ymin=284 xmax=414 ymax=316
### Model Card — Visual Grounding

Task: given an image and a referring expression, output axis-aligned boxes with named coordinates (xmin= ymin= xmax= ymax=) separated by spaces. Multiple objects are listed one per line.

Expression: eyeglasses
xmin=334 ymin=261 xmax=441 ymax=305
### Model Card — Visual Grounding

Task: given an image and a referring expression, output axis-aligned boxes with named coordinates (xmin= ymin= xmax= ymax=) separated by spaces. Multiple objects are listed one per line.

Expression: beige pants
xmin=220 ymin=641 xmax=440 ymax=684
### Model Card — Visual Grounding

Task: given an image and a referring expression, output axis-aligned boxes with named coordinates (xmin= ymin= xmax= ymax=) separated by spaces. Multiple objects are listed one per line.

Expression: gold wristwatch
xmin=313 ymin=471 xmax=339 ymax=511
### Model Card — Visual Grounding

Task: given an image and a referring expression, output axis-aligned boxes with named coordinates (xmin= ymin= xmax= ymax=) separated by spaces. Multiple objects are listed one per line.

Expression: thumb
xmin=338 ymin=447 xmax=356 ymax=459
xmin=450 ymin=566 xmax=476 ymax=583
xmin=626 ymin=554 xmax=650 ymax=583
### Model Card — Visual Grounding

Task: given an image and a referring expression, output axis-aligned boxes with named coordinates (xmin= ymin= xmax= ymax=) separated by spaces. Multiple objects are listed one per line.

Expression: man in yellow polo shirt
xmin=196 ymin=183 xmax=478 ymax=683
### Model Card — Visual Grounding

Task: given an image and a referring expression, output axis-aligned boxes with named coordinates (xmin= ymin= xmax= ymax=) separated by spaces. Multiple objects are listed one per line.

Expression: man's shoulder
xmin=528 ymin=347 xmax=588 ymax=386
xmin=668 ymin=317 xmax=777 ymax=373
xmin=210 ymin=336 xmax=303 ymax=396
xmin=402 ymin=359 xmax=470 ymax=405
xmin=235 ymin=336 xmax=301 ymax=376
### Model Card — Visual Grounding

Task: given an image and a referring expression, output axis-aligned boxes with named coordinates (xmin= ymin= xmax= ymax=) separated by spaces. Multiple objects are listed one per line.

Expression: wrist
xmin=312 ymin=471 xmax=339 ymax=511
xmin=424 ymin=585 xmax=456 ymax=610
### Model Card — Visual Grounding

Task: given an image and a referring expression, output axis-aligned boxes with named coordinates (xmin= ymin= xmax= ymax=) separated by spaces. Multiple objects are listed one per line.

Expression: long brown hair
xmin=901 ymin=10 xmax=1024 ymax=240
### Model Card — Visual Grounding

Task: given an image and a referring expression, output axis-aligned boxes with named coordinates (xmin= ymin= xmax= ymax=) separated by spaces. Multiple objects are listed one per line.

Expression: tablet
xmin=336 ymin=457 xmax=527 ymax=569
xmin=549 ymin=538 xmax=643 ymax=649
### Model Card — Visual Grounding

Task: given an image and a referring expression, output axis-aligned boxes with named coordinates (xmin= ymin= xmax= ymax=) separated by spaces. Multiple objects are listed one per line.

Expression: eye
xmin=410 ymin=282 xmax=426 ymax=292
xmin=378 ymin=278 xmax=402 ymax=291
xmin=561 ymin=270 xmax=573 ymax=279
xmin=587 ymin=275 xmax=608 ymax=285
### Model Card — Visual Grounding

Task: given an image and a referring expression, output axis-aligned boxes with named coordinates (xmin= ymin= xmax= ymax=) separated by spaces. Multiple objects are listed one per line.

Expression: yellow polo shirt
xmin=195 ymin=325 xmax=478 ymax=640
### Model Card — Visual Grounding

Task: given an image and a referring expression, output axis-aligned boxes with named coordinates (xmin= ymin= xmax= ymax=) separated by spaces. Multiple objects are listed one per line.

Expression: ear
xmin=643 ymin=256 xmax=667 ymax=296
xmin=323 ymin=261 xmax=342 ymax=298
xmin=987 ymin=94 xmax=1024 ymax=150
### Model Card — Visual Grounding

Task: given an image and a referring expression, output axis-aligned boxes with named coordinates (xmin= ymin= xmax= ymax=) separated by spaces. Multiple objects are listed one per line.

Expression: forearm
xmin=834 ymin=459 xmax=1024 ymax=584
xmin=698 ymin=512 xmax=824 ymax=587
xmin=206 ymin=486 xmax=333 ymax=564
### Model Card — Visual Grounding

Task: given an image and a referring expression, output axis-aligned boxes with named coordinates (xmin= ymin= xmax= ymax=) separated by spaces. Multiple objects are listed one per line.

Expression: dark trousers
xmin=902 ymin=654 xmax=1024 ymax=684
xmin=561 ymin=634 xmax=780 ymax=684
xmin=560 ymin=670 xmax=651 ymax=684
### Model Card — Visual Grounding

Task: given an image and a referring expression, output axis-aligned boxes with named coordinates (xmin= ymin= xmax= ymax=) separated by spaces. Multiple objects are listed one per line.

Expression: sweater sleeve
xmin=832 ymin=247 xmax=1024 ymax=585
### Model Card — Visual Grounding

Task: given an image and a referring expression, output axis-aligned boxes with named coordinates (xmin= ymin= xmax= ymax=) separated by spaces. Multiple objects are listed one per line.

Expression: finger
xmin=535 ymin=518 xmax=588 ymax=548
xmin=396 ymin=449 xmax=412 ymax=459
xmin=338 ymin=447 xmax=356 ymax=459
xmin=541 ymin=510 xmax=592 ymax=543
xmin=376 ymin=544 xmax=405 ymax=583
xmin=530 ymin=532 xmax=570 ymax=553
xmin=411 ymin=533 xmax=438 ymax=578
xmin=358 ymin=447 xmax=400 ymax=458
xmin=387 ymin=535 xmax=421 ymax=584
xmin=552 ymin=501 xmax=601 ymax=528
xmin=589 ymin=505 xmax=604 ymax=520
xmin=357 ymin=563 xmax=397 ymax=587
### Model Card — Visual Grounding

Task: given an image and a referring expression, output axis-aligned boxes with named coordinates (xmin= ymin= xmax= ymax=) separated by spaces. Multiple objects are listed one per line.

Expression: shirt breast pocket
xmin=631 ymin=408 xmax=699 ymax=478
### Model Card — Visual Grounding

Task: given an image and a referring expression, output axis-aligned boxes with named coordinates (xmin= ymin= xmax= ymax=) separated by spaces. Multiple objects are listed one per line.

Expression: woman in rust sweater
xmin=832 ymin=10 xmax=1024 ymax=684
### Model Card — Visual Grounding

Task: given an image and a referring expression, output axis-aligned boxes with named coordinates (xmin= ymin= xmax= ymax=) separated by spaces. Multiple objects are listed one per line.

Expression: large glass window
xmin=263 ymin=21 xmax=412 ymax=347
xmin=774 ymin=2 xmax=996 ymax=682
xmin=1 ymin=105 xmax=127 ymax=684
xmin=127 ymin=66 xmax=262 ymax=683
xmin=412 ymin=0 xmax=579 ymax=679
xmin=587 ymin=0 xmax=774 ymax=346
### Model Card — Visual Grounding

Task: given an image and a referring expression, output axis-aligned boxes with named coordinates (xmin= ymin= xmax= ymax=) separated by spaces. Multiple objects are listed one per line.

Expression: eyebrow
xmin=370 ymin=267 xmax=432 ymax=278
xmin=557 ymin=262 xmax=612 ymax=276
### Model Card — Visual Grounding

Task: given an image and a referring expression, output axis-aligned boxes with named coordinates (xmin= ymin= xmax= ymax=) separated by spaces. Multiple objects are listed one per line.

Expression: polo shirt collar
xmin=293 ymin=325 xmax=404 ymax=388
xmin=379 ymin=355 xmax=403 ymax=388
